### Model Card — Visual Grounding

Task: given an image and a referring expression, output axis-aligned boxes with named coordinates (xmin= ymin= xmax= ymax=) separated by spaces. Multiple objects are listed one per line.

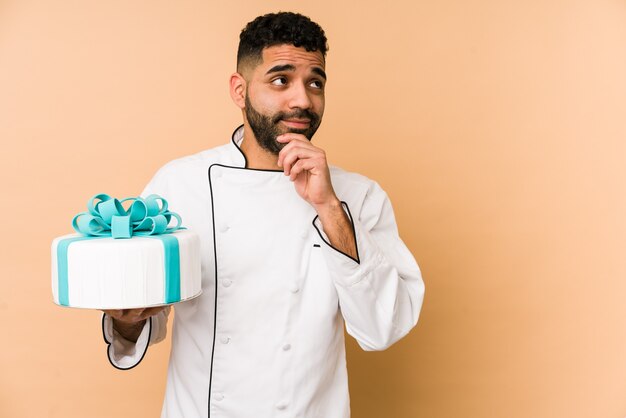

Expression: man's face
xmin=243 ymin=44 xmax=326 ymax=154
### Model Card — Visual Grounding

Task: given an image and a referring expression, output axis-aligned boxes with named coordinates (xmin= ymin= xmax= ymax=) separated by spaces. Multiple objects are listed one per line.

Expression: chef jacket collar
xmin=230 ymin=124 xmax=248 ymax=168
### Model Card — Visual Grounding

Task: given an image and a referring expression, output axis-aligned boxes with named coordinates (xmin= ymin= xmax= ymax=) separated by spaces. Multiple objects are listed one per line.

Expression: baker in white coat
xmin=102 ymin=12 xmax=425 ymax=418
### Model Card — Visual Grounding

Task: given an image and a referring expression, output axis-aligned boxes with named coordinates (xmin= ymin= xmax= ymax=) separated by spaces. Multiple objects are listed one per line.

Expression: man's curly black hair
xmin=237 ymin=12 xmax=328 ymax=72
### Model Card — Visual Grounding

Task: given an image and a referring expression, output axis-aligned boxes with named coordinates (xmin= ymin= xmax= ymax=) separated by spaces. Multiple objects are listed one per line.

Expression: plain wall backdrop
xmin=1 ymin=1 xmax=625 ymax=417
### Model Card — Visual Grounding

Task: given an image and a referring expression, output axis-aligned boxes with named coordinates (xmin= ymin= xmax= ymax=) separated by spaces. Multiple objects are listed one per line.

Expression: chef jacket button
xmin=276 ymin=401 xmax=288 ymax=410
xmin=214 ymin=393 xmax=224 ymax=401
xmin=289 ymin=284 xmax=299 ymax=294
xmin=220 ymin=336 xmax=230 ymax=344
xmin=222 ymin=279 xmax=232 ymax=288
xmin=300 ymin=229 xmax=308 ymax=239
xmin=282 ymin=343 xmax=291 ymax=351
xmin=219 ymin=224 xmax=230 ymax=233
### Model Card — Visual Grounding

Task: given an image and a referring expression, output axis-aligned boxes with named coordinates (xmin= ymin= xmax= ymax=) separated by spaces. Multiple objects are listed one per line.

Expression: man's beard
xmin=245 ymin=95 xmax=321 ymax=155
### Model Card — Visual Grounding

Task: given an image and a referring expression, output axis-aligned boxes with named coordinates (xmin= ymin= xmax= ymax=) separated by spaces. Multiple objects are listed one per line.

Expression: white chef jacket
xmin=102 ymin=125 xmax=425 ymax=418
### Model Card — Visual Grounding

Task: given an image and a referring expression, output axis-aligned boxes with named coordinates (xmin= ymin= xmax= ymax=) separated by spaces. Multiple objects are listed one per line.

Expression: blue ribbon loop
xmin=57 ymin=193 xmax=183 ymax=307
xmin=71 ymin=194 xmax=182 ymax=239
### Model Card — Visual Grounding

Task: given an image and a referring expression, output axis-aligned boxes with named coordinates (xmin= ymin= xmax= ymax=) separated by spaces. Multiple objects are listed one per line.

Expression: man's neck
xmin=239 ymin=129 xmax=280 ymax=170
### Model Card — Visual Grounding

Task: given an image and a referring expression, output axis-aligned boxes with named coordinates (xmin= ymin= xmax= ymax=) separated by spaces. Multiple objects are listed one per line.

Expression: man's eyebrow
xmin=312 ymin=67 xmax=327 ymax=80
xmin=266 ymin=64 xmax=296 ymax=75
xmin=265 ymin=64 xmax=327 ymax=81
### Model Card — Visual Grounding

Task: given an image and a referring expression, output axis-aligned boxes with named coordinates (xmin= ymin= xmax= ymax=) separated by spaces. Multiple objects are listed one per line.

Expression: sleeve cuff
xmin=313 ymin=201 xmax=385 ymax=287
xmin=102 ymin=313 xmax=152 ymax=370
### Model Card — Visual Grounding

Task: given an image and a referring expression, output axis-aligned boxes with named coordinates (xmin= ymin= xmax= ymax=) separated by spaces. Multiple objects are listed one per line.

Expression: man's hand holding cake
xmin=102 ymin=307 xmax=167 ymax=342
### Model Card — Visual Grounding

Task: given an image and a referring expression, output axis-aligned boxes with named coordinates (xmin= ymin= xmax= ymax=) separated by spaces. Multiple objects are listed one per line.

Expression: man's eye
xmin=310 ymin=80 xmax=324 ymax=89
xmin=271 ymin=77 xmax=287 ymax=86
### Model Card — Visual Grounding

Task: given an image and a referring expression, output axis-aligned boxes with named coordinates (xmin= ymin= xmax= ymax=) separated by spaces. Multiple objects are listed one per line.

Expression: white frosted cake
xmin=51 ymin=193 xmax=202 ymax=309
xmin=52 ymin=229 xmax=201 ymax=309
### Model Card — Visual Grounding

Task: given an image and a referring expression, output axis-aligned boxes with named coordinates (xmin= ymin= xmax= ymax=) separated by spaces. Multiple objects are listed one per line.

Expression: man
xmin=103 ymin=11 xmax=424 ymax=418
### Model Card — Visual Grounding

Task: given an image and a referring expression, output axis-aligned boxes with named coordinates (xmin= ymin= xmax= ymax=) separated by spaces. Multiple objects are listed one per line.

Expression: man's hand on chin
xmin=276 ymin=133 xmax=337 ymax=209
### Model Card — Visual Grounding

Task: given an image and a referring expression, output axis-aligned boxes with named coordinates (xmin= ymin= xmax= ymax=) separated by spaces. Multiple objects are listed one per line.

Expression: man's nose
xmin=288 ymin=82 xmax=313 ymax=110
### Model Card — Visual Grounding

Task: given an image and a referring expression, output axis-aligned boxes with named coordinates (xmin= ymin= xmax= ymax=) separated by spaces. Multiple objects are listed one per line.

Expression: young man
xmin=103 ymin=12 xmax=424 ymax=418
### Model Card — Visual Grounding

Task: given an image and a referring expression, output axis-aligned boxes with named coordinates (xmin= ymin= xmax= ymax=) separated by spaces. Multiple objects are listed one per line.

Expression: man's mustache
xmin=272 ymin=110 xmax=319 ymax=125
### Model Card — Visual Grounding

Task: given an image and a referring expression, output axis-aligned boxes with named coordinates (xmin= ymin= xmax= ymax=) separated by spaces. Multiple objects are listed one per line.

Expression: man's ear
xmin=229 ymin=72 xmax=247 ymax=109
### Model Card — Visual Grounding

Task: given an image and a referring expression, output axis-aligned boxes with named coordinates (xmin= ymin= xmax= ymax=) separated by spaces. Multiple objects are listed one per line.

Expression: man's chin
xmin=287 ymin=128 xmax=309 ymax=136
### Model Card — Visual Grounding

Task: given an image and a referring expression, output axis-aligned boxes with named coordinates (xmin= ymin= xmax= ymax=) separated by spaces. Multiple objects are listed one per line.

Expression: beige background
xmin=1 ymin=0 xmax=625 ymax=417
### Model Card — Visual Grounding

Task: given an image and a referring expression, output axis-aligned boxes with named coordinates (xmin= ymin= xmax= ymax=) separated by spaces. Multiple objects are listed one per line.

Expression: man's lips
xmin=281 ymin=119 xmax=311 ymax=129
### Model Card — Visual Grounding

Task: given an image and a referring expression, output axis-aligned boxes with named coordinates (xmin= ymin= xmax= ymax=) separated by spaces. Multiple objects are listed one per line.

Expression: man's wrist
xmin=314 ymin=198 xmax=358 ymax=261
xmin=313 ymin=196 xmax=343 ymax=220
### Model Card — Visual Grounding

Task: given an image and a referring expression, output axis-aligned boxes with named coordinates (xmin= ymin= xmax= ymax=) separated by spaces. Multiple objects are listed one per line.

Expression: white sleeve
xmin=313 ymin=183 xmax=425 ymax=351
xmin=101 ymin=307 xmax=171 ymax=370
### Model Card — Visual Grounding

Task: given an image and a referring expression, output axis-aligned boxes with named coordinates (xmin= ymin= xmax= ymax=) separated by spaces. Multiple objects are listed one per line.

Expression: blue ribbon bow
xmin=72 ymin=193 xmax=182 ymax=239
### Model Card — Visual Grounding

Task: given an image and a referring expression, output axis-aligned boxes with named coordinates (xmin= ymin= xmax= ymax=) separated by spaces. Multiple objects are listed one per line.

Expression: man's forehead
xmin=260 ymin=44 xmax=325 ymax=69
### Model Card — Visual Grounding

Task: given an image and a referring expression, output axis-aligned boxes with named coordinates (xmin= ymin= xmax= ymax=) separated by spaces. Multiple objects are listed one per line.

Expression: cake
xmin=51 ymin=194 xmax=202 ymax=309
